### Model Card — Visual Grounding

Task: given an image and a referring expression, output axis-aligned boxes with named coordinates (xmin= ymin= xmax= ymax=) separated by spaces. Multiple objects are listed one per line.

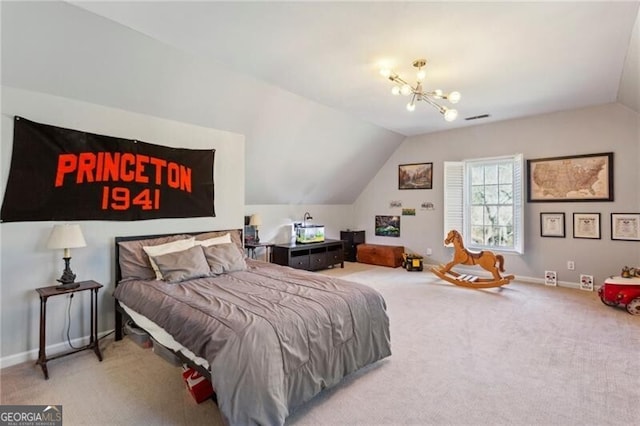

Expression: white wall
xmin=1 ymin=1 xmax=404 ymax=206
xmin=0 ymin=87 xmax=245 ymax=365
xmin=243 ymin=204 xmax=354 ymax=258
xmin=354 ymin=103 xmax=640 ymax=286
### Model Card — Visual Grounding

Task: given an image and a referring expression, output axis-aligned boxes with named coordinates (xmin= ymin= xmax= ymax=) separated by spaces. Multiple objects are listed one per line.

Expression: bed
xmin=113 ymin=229 xmax=391 ymax=425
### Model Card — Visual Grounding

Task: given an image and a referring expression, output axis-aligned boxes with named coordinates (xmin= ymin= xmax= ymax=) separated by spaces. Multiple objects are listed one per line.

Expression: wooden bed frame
xmin=113 ymin=228 xmax=243 ymax=384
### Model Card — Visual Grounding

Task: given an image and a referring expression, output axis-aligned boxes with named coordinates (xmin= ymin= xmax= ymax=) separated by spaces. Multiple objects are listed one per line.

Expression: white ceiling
xmin=72 ymin=1 xmax=639 ymax=136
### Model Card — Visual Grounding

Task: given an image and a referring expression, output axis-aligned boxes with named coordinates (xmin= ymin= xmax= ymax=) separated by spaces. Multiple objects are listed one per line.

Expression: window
xmin=444 ymin=154 xmax=524 ymax=254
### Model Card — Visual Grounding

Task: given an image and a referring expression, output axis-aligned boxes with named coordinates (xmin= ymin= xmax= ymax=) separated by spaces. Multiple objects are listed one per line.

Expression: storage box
xmin=151 ymin=338 xmax=181 ymax=366
xmin=356 ymin=244 xmax=404 ymax=268
xmin=124 ymin=322 xmax=152 ymax=348
xmin=182 ymin=366 xmax=214 ymax=403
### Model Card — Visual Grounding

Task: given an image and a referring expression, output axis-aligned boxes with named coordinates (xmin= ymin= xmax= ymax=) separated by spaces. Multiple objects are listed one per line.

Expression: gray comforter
xmin=114 ymin=259 xmax=391 ymax=425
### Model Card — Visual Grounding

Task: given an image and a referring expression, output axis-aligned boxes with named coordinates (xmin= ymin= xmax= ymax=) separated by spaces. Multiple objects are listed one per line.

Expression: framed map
xmin=527 ymin=152 xmax=613 ymax=202
xmin=611 ymin=213 xmax=640 ymax=241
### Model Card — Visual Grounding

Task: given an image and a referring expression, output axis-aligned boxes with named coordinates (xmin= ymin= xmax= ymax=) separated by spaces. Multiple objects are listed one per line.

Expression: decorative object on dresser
xmin=340 ymin=230 xmax=365 ymax=262
xmin=46 ymin=224 xmax=87 ymax=290
xmin=356 ymin=243 xmax=404 ymax=268
xmin=273 ymin=240 xmax=344 ymax=271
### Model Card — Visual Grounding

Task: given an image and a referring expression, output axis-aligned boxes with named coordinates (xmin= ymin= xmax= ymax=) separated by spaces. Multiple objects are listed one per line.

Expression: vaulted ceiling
xmin=71 ymin=1 xmax=640 ymax=134
xmin=3 ymin=2 xmax=639 ymax=205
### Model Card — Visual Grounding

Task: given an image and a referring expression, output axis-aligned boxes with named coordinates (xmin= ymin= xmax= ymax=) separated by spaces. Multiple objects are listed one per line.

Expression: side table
xmin=245 ymin=242 xmax=275 ymax=262
xmin=35 ymin=280 xmax=103 ymax=379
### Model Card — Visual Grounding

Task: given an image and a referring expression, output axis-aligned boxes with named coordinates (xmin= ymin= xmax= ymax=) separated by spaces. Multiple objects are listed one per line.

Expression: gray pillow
xmin=118 ymin=234 xmax=192 ymax=281
xmin=202 ymin=243 xmax=247 ymax=274
xmin=151 ymin=245 xmax=211 ymax=283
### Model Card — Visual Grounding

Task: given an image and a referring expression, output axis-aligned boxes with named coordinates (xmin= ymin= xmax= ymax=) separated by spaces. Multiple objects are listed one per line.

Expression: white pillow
xmin=197 ymin=233 xmax=232 ymax=247
xmin=143 ymin=237 xmax=195 ymax=280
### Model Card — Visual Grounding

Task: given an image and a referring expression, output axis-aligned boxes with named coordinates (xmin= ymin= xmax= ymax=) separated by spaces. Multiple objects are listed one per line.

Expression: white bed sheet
xmin=121 ymin=302 xmax=210 ymax=369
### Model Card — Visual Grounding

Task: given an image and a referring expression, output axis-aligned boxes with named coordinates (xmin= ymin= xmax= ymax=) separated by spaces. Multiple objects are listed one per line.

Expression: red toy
xmin=598 ymin=276 xmax=640 ymax=315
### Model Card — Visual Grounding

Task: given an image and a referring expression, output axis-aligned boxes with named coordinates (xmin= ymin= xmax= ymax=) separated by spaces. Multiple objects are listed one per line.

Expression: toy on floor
xmin=598 ymin=276 xmax=640 ymax=315
xmin=402 ymin=252 xmax=424 ymax=271
xmin=430 ymin=230 xmax=514 ymax=289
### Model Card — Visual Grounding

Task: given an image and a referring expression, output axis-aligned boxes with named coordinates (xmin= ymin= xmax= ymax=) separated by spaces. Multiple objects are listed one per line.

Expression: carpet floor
xmin=1 ymin=262 xmax=638 ymax=425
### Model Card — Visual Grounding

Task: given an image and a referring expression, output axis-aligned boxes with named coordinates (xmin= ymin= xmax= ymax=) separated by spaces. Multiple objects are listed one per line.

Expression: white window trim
xmin=444 ymin=154 xmax=524 ymax=254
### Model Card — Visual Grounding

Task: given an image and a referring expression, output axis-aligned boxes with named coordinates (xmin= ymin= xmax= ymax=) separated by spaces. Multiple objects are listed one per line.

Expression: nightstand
xmin=35 ymin=280 xmax=103 ymax=379
xmin=245 ymin=242 xmax=275 ymax=262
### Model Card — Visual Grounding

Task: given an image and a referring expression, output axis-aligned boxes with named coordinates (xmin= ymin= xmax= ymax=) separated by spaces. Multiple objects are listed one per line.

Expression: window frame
xmin=444 ymin=154 xmax=524 ymax=254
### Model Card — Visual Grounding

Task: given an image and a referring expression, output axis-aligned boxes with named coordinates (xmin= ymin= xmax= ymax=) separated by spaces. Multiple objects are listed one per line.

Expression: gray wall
xmin=0 ymin=87 xmax=245 ymax=365
xmin=354 ymin=103 xmax=640 ymax=286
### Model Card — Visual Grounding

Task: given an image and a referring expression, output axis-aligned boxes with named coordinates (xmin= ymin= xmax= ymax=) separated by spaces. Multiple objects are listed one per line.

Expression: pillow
xmin=143 ymin=237 xmax=196 ymax=280
xmin=202 ymin=242 xmax=247 ymax=275
xmin=195 ymin=230 xmax=244 ymax=256
xmin=151 ymin=245 xmax=211 ymax=283
xmin=118 ymin=234 xmax=192 ymax=281
xmin=197 ymin=233 xmax=232 ymax=247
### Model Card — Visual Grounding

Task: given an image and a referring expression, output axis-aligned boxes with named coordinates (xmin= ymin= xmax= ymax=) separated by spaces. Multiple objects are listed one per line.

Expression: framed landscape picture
xmin=540 ymin=212 xmax=565 ymax=237
xmin=527 ymin=152 xmax=613 ymax=202
xmin=399 ymin=163 xmax=433 ymax=190
xmin=573 ymin=213 xmax=601 ymax=239
xmin=611 ymin=213 xmax=640 ymax=241
xmin=375 ymin=215 xmax=400 ymax=237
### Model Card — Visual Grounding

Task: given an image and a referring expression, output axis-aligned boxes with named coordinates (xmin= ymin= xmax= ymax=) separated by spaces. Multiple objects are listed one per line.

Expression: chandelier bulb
xmin=391 ymin=86 xmax=400 ymax=96
xmin=448 ymin=91 xmax=461 ymax=104
xmin=400 ymin=84 xmax=412 ymax=96
xmin=380 ymin=68 xmax=391 ymax=78
xmin=407 ymin=102 xmax=416 ymax=112
xmin=416 ymin=69 xmax=426 ymax=82
xmin=444 ymin=108 xmax=458 ymax=122
xmin=434 ymin=89 xmax=443 ymax=98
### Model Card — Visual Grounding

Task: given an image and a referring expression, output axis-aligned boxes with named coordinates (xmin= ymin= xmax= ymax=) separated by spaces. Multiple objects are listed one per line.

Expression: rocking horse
xmin=430 ymin=230 xmax=514 ymax=289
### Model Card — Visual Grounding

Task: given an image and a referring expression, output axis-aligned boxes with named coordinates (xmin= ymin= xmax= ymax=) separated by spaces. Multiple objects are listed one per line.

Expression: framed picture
xmin=611 ymin=213 xmax=640 ymax=241
xmin=540 ymin=212 xmax=565 ymax=237
xmin=527 ymin=152 xmax=613 ymax=202
xmin=573 ymin=213 xmax=601 ymax=239
xmin=399 ymin=162 xmax=433 ymax=190
xmin=375 ymin=215 xmax=400 ymax=237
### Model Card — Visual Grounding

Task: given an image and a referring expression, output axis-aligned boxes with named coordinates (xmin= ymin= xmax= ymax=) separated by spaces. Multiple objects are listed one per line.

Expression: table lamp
xmin=47 ymin=224 xmax=86 ymax=290
xmin=249 ymin=214 xmax=262 ymax=243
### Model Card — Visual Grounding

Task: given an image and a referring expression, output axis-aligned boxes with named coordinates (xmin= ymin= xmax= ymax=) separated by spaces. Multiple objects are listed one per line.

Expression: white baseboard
xmin=0 ymin=329 xmax=114 ymax=369
xmin=424 ymin=263 xmax=583 ymax=290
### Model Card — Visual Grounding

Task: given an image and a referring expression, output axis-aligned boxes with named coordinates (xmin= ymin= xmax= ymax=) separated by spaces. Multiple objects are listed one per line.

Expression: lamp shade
xmin=249 ymin=214 xmax=262 ymax=227
xmin=47 ymin=224 xmax=86 ymax=250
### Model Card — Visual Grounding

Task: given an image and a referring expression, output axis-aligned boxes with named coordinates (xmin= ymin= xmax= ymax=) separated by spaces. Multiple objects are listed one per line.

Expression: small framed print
xmin=540 ymin=212 xmax=565 ymax=237
xmin=611 ymin=213 xmax=640 ymax=241
xmin=399 ymin=163 xmax=433 ymax=190
xmin=573 ymin=213 xmax=601 ymax=239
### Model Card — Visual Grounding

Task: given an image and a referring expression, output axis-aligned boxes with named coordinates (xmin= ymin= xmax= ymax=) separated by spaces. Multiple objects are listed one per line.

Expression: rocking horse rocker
xmin=431 ymin=230 xmax=514 ymax=289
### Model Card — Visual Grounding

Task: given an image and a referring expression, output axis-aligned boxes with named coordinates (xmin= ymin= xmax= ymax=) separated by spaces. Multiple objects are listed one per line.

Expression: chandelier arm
xmin=422 ymin=96 xmax=446 ymax=114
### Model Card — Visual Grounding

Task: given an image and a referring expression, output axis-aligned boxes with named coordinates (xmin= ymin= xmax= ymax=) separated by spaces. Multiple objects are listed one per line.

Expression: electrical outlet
xmin=580 ymin=274 xmax=594 ymax=291
xmin=544 ymin=270 xmax=557 ymax=286
xmin=567 ymin=261 xmax=575 ymax=270
xmin=426 ymin=248 xmax=433 ymax=256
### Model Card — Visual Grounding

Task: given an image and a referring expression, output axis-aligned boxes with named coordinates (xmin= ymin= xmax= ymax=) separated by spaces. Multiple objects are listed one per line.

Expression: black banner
xmin=1 ymin=116 xmax=215 ymax=222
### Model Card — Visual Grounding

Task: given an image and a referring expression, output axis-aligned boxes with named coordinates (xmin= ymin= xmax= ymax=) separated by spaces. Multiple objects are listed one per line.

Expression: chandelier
xmin=380 ymin=59 xmax=461 ymax=122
